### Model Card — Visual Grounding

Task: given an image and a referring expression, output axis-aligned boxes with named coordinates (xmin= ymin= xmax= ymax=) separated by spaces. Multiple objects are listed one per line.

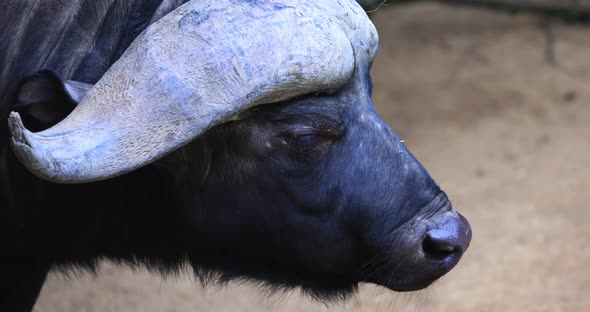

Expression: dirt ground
xmin=34 ymin=4 xmax=590 ymax=312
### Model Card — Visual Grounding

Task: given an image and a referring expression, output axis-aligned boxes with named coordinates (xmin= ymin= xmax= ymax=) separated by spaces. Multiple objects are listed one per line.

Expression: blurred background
xmin=35 ymin=1 xmax=590 ymax=311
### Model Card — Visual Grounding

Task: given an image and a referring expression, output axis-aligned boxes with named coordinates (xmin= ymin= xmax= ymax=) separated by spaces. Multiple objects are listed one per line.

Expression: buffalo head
xmin=8 ymin=0 xmax=471 ymax=299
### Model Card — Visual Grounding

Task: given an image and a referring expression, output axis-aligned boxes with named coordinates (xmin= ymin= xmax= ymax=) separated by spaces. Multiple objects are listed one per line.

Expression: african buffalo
xmin=0 ymin=0 xmax=471 ymax=311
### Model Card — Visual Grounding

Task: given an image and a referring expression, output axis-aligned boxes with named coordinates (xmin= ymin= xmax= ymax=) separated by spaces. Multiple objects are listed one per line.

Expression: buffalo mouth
xmin=362 ymin=194 xmax=472 ymax=292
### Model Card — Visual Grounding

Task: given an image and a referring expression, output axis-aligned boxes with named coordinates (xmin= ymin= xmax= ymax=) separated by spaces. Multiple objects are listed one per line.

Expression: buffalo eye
xmin=279 ymin=125 xmax=341 ymax=162
xmin=288 ymin=133 xmax=323 ymax=148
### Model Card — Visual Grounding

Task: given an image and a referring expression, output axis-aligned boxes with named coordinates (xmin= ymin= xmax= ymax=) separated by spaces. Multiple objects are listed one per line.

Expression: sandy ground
xmin=34 ymin=4 xmax=590 ymax=312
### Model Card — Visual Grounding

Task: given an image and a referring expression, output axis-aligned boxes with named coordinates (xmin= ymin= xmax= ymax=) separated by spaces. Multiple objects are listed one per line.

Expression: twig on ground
xmin=365 ymin=0 xmax=389 ymax=13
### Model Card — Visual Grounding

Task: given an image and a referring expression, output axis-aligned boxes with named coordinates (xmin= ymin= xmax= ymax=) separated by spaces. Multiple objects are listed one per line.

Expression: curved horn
xmin=9 ymin=0 xmax=378 ymax=183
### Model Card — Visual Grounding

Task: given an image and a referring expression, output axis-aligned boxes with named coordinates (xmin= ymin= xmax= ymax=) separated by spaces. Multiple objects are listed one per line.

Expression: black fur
xmin=0 ymin=1 xmax=181 ymax=310
xmin=0 ymin=0 xmax=174 ymax=148
xmin=0 ymin=1 xmax=455 ymax=311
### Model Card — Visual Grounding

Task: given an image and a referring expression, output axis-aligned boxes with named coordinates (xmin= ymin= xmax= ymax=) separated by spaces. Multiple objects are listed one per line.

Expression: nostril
xmin=422 ymin=235 xmax=461 ymax=261
xmin=422 ymin=212 xmax=471 ymax=261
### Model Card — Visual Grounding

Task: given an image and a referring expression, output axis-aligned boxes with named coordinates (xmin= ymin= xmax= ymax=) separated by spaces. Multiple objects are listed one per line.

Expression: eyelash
xmin=280 ymin=122 xmax=342 ymax=139
xmin=276 ymin=125 xmax=341 ymax=161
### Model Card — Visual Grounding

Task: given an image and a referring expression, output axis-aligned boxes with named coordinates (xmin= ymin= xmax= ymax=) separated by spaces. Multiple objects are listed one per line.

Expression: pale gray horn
xmin=8 ymin=0 xmax=378 ymax=183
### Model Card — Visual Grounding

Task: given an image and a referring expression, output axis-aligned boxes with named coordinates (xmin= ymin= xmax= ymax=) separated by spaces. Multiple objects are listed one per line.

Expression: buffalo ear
xmin=12 ymin=70 xmax=93 ymax=131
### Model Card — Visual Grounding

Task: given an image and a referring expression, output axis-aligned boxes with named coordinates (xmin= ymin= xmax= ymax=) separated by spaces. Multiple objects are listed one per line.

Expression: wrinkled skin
xmin=0 ymin=0 xmax=471 ymax=311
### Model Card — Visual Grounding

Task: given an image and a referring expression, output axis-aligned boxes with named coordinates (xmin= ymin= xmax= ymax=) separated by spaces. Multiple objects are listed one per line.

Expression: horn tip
xmin=7 ymin=111 xmax=52 ymax=180
xmin=8 ymin=111 xmax=28 ymax=144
